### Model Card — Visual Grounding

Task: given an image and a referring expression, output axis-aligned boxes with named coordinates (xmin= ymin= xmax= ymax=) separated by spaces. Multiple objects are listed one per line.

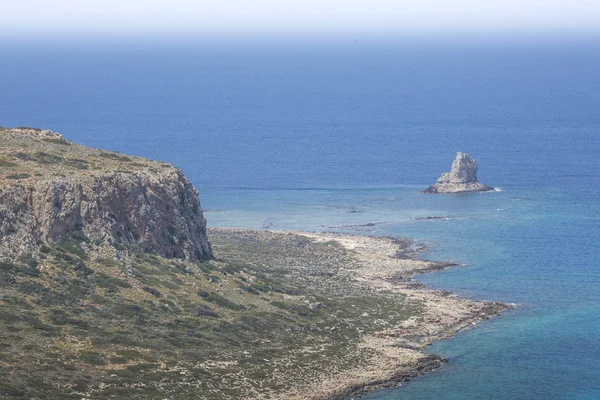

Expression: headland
xmin=0 ymin=127 xmax=508 ymax=399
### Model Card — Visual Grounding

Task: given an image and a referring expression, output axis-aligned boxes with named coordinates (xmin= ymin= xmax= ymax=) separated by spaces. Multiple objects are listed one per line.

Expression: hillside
xmin=0 ymin=127 xmax=506 ymax=399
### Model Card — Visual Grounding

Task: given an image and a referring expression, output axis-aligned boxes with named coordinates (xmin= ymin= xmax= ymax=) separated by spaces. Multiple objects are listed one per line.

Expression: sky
xmin=2 ymin=0 xmax=600 ymax=40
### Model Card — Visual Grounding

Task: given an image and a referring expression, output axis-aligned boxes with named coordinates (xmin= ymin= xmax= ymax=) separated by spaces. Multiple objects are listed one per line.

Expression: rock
xmin=0 ymin=169 xmax=212 ymax=261
xmin=0 ymin=127 xmax=212 ymax=261
xmin=424 ymin=152 xmax=494 ymax=194
xmin=6 ymin=127 xmax=66 ymax=141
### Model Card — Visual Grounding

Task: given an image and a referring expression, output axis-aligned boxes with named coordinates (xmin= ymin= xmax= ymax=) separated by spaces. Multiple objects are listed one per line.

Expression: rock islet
xmin=425 ymin=152 xmax=494 ymax=193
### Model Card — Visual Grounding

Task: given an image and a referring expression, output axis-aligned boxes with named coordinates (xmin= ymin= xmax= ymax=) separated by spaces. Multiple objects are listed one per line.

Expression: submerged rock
xmin=424 ymin=152 xmax=493 ymax=194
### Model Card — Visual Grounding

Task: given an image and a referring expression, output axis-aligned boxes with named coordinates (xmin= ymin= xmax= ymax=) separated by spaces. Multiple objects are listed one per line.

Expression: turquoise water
xmin=203 ymin=184 xmax=600 ymax=399
xmin=1 ymin=40 xmax=599 ymax=399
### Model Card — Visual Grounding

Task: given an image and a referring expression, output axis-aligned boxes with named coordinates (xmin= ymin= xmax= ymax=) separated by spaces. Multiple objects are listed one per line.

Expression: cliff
xmin=0 ymin=127 xmax=212 ymax=260
xmin=424 ymin=152 xmax=494 ymax=193
xmin=0 ymin=127 xmax=507 ymax=399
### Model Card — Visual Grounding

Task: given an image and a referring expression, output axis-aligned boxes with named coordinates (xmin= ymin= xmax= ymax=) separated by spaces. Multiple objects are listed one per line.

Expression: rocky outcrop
xmin=0 ymin=169 xmax=212 ymax=261
xmin=5 ymin=127 xmax=67 ymax=141
xmin=424 ymin=152 xmax=493 ymax=194
xmin=0 ymin=128 xmax=212 ymax=261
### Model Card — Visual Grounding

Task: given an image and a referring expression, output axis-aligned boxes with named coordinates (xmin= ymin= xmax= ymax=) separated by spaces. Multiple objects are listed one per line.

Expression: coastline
xmin=0 ymin=128 xmax=507 ymax=399
xmin=208 ymin=228 xmax=510 ymax=399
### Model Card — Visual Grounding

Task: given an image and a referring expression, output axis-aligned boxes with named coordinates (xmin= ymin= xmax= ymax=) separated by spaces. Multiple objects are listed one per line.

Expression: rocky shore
xmin=0 ymin=127 xmax=508 ymax=399
xmin=242 ymin=230 xmax=509 ymax=399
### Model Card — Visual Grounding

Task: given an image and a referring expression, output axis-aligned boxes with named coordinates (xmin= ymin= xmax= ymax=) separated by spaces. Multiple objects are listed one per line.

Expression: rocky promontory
xmin=0 ymin=127 xmax=212 ymax=260
xmin=424 ymin=152 xmax=494 ymax=193
xmin=0 ymin=127 xmax=507 ymax=400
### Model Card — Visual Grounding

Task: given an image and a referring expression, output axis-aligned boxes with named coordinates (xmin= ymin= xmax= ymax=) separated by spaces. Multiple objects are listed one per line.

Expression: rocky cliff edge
xmin=0 ymin=126 xmax=212 ymax=260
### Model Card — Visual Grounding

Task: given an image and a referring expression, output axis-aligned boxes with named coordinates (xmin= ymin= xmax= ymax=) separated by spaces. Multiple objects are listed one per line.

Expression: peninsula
xmin=425 ymin=152 xmax=494 ymax=193
xmin=0 ymin=127 xmax=507 ymax=399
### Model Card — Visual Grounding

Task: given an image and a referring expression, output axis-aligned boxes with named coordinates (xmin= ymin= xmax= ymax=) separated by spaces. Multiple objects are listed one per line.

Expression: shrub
xmin=0 ymin=261 xmax=17 ymax=273
xmin=53 ymin=238 xmax=87 ymax=259
xmin=95 ymin=273 xmax=132 ymax=292
xmin=197 ymin=307 xmax=221 ymax=318
xmin=270 ymin=301 xmax=289 ymax=309
xmin=142 ymin=286 xmax=161 ymax=298
xmin=205 ymin=292 xmax=246 ymax=311
xmin=80 ymin=351 xmax=105 ymax=365
xmin=64 ymin=158 xmax=89 ymax=169
xmin=197 ymin=262 xmax=214 ymax=274
xmin=73 ymin=262 xmax=94 ymax=277
xmin=238 ymin=283 xmax=260 ymax=295
xmin=0 ymin=384 xmax=26 ymax=397
xmin=32 ymin=151 xmax=62 ymax=164
xmin=6 ymin=173 xmax=31 ymax=180
xmin=99 ymin=152 xmax=132 ymax=162
xmin=42 ymin=138 xmax=70 ymax=146
xmin=113 ymin=303 xmax=144 ymax=318
xmin=18 ymin=281 xmax=49 ymax=295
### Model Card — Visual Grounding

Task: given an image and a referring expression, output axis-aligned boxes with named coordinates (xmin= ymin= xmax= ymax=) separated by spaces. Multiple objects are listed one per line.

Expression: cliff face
xmin=0 ymin=127 xmax=212 ymax=260
xmin=424 ymin=152 xmax=493 ymax=194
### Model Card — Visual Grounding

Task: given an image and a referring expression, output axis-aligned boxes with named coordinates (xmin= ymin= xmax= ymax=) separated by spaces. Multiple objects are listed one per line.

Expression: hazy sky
xmin=2 ymin=0 xmax=600 ymax=39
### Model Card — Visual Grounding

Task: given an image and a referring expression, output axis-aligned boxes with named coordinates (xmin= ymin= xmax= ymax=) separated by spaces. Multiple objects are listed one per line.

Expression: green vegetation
xmin=29 ymin=151 xmax=63 ymax=164
xmin=0 ymin=158 xmax=17 ymax=167
xmin=63 ymin=158 xmax=89 ymax=169
xmin=12 ymin=151 xmax=88 ymax=169
xmin=99 ymin=152 xmax=132 ymax=162
xmin=0 ymin=229 xmax=422 ymax=399
xmin=6 ymin=173 xmax=31 ymax=179
xmin=42 ymin=137 xmax=71 ymax=146
xmin=0 ymin=128 xmax=428 ymax=399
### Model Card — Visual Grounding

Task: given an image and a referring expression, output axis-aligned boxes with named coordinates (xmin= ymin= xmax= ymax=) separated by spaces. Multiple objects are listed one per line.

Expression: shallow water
xmin=1 ymin=40 xmax=599 ymax=399
xmin=202 ymin=184 xmax=600 ymax=400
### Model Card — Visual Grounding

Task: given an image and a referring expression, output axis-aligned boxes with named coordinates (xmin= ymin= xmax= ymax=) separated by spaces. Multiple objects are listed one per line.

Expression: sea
xmin=1 ymin=38 xmax=599 ymax=399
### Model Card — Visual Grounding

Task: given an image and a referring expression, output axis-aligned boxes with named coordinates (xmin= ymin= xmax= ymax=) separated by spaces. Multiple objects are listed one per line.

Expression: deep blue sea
xmin=1 ymin=39 xmax=599 ymax=399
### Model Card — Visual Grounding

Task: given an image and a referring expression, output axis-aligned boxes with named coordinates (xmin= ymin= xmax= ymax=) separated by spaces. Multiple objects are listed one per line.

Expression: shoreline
xmin=208 ymin=228 xmax=510 ymax=399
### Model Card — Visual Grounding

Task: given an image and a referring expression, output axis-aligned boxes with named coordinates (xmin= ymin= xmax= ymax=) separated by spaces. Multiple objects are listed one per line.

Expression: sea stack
xmin=424 ymin=152 xmax=493 ymax=194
